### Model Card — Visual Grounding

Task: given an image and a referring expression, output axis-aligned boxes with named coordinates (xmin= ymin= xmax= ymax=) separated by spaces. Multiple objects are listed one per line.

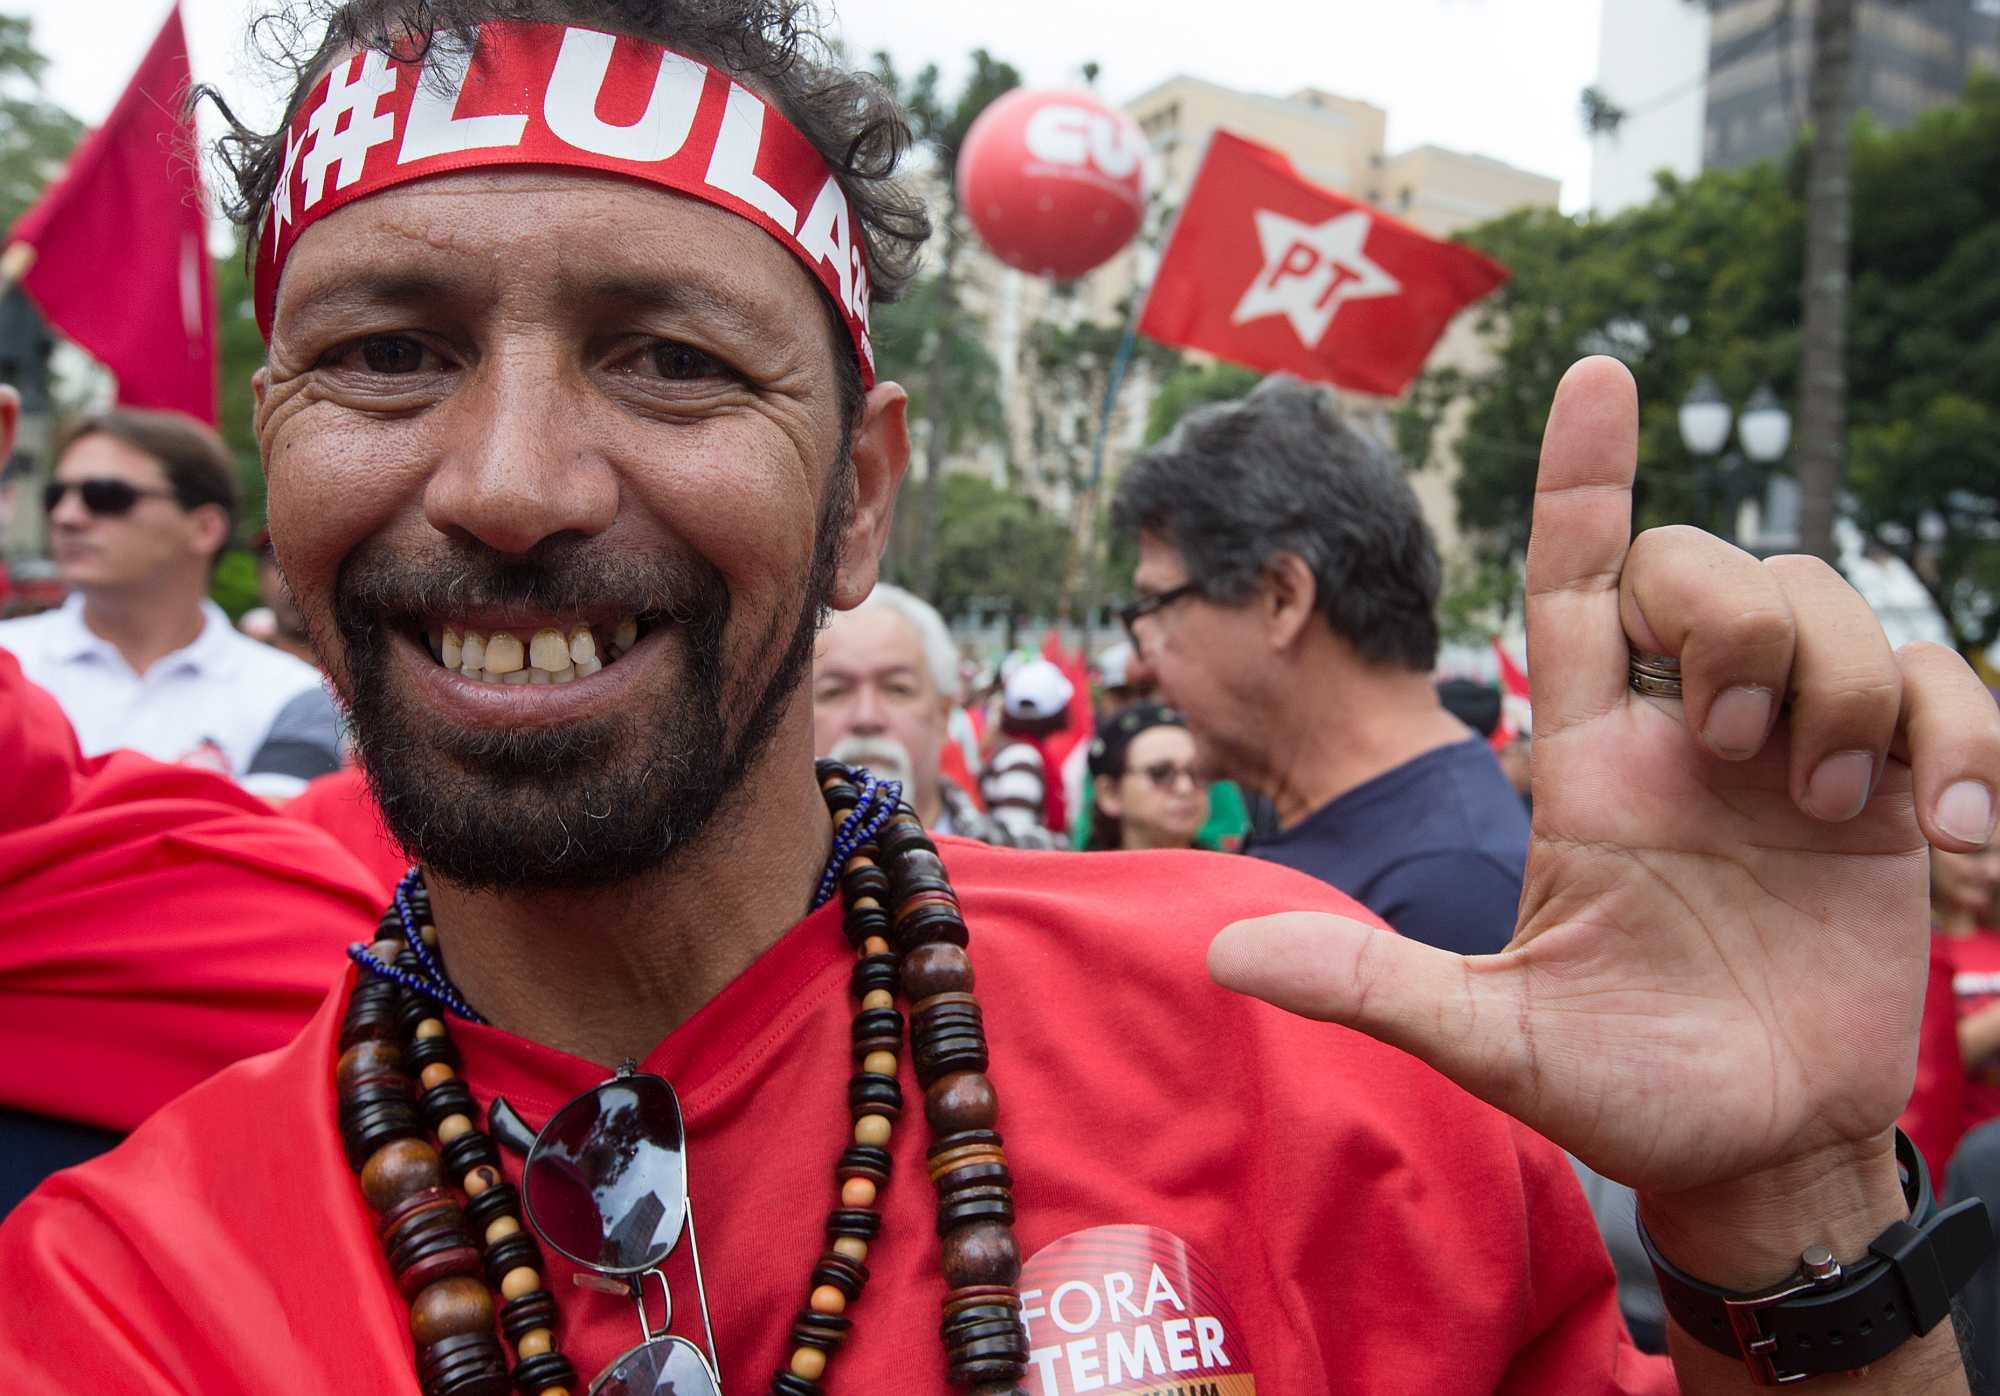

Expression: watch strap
xmin=1637 ymin=1131 xmax=1994 ymax=1383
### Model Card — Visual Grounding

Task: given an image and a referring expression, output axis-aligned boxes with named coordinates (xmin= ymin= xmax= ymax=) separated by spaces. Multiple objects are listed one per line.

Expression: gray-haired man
xmin=812 ymin=584 xmax=1059 ymax=848
xmin=1114 ymin=375 xmax=1527 ymax=954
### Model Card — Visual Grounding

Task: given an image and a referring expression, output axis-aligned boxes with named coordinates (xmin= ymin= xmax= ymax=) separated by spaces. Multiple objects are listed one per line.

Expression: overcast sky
xmin=21 ymin=0 xmax=1612 ymax=211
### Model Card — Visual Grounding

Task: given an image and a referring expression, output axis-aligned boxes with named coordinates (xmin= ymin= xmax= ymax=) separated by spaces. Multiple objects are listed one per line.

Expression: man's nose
xmin=46 ymin=488 xmax=93 ymax=531
xmin=421 ymin=350 xmax=618 ymax=554
xmin=848 ymin=685 xmax=889 ymax=732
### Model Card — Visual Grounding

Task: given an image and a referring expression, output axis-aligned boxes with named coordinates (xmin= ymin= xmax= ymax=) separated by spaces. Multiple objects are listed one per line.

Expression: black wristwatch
xmin=1637 ymin=1130 xmax=1993 ymax=1383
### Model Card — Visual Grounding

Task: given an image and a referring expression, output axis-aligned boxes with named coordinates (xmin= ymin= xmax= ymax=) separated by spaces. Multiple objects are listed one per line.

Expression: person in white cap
xmin=979 ymin=657 xmax=1076 ymax=836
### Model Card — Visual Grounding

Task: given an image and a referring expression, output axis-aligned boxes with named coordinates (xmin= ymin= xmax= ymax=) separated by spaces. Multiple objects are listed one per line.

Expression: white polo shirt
xmin=0 ymin=595 xmax=330 ymax=780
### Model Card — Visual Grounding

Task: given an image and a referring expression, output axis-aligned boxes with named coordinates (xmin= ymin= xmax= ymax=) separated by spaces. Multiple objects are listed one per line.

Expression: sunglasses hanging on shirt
xmin=42 ymin=478 xmax=181 ymax=517
xmin=489 ymin=1068 xmax=724 ymax=1396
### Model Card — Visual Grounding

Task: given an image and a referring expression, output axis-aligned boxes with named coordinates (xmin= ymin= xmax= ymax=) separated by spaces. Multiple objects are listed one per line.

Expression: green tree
xmin=1406 ymin=71 xmax=2000 ymax=652
xmin=870 ymin=268 xmax=1004 ymax=497
xmin=214 ymin=245 xmax=268 ymax=535
xmin=0 ymin=15 xmax=83 ymax=234
xmin=929 ymin=470 xmax=1070 ymax=624
xmin=1399 ymin=158 xmax=1799 ymax=571
xmin=871 ymin=49 xmax=1022 ymax=596
xmin=1143 ymin=359 xmax=1259 ymax=446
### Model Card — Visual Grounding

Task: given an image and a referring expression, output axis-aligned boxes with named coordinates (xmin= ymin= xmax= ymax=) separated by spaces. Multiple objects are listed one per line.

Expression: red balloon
xmin=955 ymin=89 xmax=1150 ymax=281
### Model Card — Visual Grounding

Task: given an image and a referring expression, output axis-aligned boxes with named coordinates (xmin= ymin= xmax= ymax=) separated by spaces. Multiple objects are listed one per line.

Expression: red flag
xmin=1491 ymin=635 xmax=1531 ymax=749
xmin=1138 ymin=130 xmax=1508 ymax=396
xmin=7 ymin=5 xmax=217 ymax=423
xmin=1493 ymin=635 xmax=1530 ymax=702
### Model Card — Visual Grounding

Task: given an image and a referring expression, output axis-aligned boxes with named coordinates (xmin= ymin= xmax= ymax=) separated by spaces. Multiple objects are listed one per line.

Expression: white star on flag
xmin=1230 ymin=208 xmax=1401 ymax=349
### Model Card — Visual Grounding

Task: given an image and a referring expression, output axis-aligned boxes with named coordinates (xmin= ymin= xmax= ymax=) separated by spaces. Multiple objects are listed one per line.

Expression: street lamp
xmin=1737 ymin=384 xmax=1792 ymax=465
xmin=1677 ymin=377 xmax=1792 ymax=543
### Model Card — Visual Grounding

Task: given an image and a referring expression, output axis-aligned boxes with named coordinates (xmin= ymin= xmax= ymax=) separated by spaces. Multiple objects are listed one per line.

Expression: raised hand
xmin=1210 ymin=357 xmax=2000 ymax=1205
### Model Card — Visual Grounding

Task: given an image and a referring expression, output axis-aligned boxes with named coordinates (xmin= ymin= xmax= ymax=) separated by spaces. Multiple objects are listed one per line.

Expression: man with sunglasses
xmin=0 ymin=408 xmax=338 ymax=794
xmin=1 ymin=6 xmax=1996 ymax=1394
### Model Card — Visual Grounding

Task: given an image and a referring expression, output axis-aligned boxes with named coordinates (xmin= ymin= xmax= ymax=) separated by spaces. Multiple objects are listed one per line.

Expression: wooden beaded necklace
xmin=334 ymin=763 xmax=1030 ymax=1396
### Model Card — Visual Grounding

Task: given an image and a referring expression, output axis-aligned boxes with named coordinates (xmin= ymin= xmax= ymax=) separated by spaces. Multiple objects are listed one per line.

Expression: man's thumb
xmin=1209 ymin=912 xmax=1524 ymax=1105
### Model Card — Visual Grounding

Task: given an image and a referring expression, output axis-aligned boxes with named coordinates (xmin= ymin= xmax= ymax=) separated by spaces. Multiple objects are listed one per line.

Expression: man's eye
xmin=352 ymin=336 xmax=428 ymax=375
xmin=648 ymin=342 xmax=727 ymax=381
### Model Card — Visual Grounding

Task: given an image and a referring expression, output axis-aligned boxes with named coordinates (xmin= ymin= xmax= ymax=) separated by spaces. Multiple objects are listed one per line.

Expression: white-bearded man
xmin=2 ymin=5 xmax=1996 ymax=1395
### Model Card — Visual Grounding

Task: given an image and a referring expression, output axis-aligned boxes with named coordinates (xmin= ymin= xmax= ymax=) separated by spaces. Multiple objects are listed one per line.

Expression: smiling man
xmin=2 ymin=5 xmax=1997 ymax=1395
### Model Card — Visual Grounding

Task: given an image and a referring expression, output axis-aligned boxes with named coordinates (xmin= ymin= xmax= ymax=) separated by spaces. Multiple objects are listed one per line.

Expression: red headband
xmin=255 ymin=21 xmax=876 ymax=385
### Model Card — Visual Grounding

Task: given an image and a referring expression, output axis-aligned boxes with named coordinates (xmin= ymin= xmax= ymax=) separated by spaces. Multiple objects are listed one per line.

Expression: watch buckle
xmin=1722 ymin=1247 xmax=1845 ymax=1386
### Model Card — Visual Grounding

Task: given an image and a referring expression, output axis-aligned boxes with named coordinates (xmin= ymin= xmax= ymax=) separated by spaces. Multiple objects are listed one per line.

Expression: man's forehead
xmin=58 ymin=435 xmax=166 ymax=482
xmin=1133 ymin=530 xmax=1190 ymax=583
xmin=820 ymin=607 xmax=926 ymax=663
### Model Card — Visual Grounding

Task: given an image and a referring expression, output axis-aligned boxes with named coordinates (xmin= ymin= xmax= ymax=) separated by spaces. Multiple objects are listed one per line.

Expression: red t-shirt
xmin=1948 ymin=929 xmax=2000 ymax=1135
xmin=0 ymin=841 xmax=1668 ymax=1393
xmin=0 ymin=650 xmax=384 ymax=1132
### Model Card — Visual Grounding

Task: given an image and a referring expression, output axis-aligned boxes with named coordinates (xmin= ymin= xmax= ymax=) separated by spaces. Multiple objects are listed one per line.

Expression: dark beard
xmin=327 ymin=478 xmax=850 ymax=893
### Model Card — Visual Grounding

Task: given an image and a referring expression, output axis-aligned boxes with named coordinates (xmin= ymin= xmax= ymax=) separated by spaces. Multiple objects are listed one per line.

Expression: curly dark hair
xmin=199 ymin=0 xmax=931 ymax=408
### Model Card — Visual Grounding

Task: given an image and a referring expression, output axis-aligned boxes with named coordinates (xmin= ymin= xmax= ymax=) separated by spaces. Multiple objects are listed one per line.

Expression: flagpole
xmin=1057 ymin=133 xmax=1216 ymax=643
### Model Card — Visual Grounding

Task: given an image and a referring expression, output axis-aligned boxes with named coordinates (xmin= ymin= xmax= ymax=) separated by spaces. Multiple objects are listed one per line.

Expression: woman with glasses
xmin=1082 ymin=704 xmax=1212 ymax=852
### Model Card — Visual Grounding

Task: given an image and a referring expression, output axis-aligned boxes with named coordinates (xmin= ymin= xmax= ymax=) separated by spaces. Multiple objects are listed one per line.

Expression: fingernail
xmin=1703 ymin=686 xmax=1774 ymax=758
xmin=1938 ymin=780 xmax=1997 ymax=846
xmin=1806 ymin=751 xmax=1875 ymax=822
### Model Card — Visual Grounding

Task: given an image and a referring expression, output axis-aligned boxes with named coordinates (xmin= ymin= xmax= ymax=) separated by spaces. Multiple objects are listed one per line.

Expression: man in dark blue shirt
xmin=1113 ymin=376 xmax=1527 ymax=954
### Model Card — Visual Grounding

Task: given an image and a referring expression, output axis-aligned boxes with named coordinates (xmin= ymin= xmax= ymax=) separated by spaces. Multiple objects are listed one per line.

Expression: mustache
xmin=332 ymin=532 xmax=725 ymax=624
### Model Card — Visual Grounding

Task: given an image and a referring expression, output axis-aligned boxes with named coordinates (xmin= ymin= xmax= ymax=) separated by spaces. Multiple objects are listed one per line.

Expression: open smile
xmin=387 ymin=609 xmax=682 ymax=727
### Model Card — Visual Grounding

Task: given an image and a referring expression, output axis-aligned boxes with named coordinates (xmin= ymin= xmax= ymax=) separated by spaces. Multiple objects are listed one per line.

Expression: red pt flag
xmin=1138 ymin=130 xmax=1508 ymax=396
xmin=7 ymin=4 xmax=217 ymax=423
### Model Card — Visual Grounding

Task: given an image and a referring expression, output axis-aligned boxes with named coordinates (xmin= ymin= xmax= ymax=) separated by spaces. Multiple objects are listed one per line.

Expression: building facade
xmin=1589 ymin=0 xmax=1712 ymax=216
xmin=1706 ymin=0 xmax=2000 ymax=169
xmin=1591 ymin=0 xmax=1999 ymax=213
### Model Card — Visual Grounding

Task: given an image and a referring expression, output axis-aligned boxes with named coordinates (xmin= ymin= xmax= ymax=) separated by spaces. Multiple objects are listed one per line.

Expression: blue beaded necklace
xmin=349 ymin=768 xmax=904 ymax=1023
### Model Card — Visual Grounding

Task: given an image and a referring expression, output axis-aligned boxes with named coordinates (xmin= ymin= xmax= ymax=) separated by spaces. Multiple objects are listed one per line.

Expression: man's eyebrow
xmin=283 ymin=271 xmax=474 ymax=324
xmin=574 ymin=277 xmax=775 ymax=339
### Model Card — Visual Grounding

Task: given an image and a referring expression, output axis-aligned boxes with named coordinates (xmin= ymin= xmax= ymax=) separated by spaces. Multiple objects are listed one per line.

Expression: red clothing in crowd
xmin=0 ymin=649 xmax=381 ymax=1133
xmin=285 ymin=764 xmax=410 ymax=898
xmin=1899 ymin=942 xmax=1966 ymax=1177
xmin=0 ymin=842 xmax=1671 ymax=1393
xmin=1948 ymin=929 xmax=2000 ymax=1136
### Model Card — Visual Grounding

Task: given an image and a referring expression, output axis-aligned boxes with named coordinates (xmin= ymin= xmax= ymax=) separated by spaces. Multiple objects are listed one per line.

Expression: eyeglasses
xmin=1117 ymin=581 xmax=1201 ymax=651
xmin=1135 ymin=760 xmax=1206 ymax=792
xmin=490 ymin=1067 xmax=723 ymax=1395
xmin=43 ymin=478 xmax=180 ymax=518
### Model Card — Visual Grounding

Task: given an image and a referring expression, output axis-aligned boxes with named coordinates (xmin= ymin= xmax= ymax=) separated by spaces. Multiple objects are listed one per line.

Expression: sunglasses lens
xmin=524 ymin=1073 xmax=688 ymax=1273
xmin=82 ymin=480 xmax=141 ymax=515
xmin=590 ymin=1334 xmax=721 ymax=1396
xmin=44 ymin=480 xmax=143 ymax=516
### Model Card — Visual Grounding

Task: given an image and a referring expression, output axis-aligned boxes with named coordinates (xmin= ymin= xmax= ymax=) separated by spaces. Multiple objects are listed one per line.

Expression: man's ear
xmin=831 ymin=381 xmax=912 ymax=611
xmin=1261 ymin=553 xmax=1319 ymax=652
xmin=187 ymin=503 xmax=232 ymax=562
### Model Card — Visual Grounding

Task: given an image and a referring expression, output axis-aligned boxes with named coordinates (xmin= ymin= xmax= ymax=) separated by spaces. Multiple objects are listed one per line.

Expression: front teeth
xmin=529 ymin=628 xmax=569 ymax=671
xmin=434 ymin=619 xmax=637 ymax=682
xmin=483 ymin=633 xmax=525 ymax=675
